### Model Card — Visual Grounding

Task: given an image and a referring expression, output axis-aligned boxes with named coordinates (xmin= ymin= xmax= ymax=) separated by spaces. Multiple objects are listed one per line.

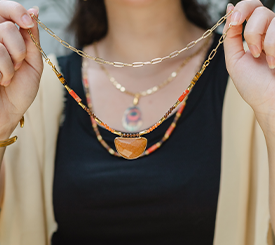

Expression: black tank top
xmin=52 ymin=33 xmax=228 ymax=245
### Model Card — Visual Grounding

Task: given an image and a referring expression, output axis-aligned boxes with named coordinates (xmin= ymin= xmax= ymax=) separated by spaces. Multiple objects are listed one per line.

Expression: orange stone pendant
xmin=114 ymin=137 xmax=147 ymax=160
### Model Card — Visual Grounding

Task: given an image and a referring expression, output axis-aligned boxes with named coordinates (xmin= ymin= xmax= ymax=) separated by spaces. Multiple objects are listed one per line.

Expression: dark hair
xmin=69 ymin=0 xmax=211 ymax=47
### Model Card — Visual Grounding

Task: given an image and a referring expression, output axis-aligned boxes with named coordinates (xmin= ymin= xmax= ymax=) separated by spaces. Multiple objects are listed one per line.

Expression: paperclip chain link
xmin=27 ymin=12 xmax=232 ymax=138
xmin=30 ymin=10 xmax=232 ymax=68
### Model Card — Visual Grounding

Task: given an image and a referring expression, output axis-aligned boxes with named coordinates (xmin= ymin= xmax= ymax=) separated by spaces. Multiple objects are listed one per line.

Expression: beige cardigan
xmin=0 ymin=54 xmax=273 ymax=245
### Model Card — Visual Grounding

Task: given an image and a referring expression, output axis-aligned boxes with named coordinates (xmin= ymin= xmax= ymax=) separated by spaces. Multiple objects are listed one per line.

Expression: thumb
xmin=20 ymin=7 xmax=43 ymax=74
xmin=26 ymin=6 xmax=40 ymax=45
xmin=223 ymin=4 xmax=245 ymax=72
xmin=223 ymin=1 xmax=263 ymax=73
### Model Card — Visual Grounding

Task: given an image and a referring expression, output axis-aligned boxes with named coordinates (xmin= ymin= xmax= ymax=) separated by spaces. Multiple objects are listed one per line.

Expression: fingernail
xmin=227 ymin=3 xmax=234 ymax=12
xmin=267 ymin=55 xmax=275 ymax=69
xmin=14 ymin=61 xmax=23 ymax=71
xmin=21 ymin=14 xmax=34 ymax=28
xmin=32 ymin=6 xmax=39 ymax=14
xmin=231 ymin=10 xmax=241 ymax=26
xmin=30 ymin=6 xmax=39 ymax=16
xmin=249 ymin=45 xmax=260 ymax=58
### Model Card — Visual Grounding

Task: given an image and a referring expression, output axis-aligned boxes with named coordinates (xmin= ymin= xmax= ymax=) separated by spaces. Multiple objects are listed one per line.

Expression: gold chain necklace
xmin=82 ymin=63 xmax=187 ymax=158
xmin=30 ymin=12 xmax=230 ymax=68
xmin=27 ymin=11 xmax=232 ymax=160
xmin=83 ymin=39 xmax=210 ymax=157
xmin=93 ymin=38 xmax=210 ymax=131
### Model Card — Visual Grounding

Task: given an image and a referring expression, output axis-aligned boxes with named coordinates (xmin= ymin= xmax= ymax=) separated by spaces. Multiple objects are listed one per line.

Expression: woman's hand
xmin=224 ymin=0 xmax=275 ymax=134
xmin=0 ymin=1 xmax=42 ymax=139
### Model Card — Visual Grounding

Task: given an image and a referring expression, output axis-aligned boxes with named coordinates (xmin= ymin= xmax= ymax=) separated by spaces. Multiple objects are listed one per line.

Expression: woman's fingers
xmin=18 ymin=7 xmax=42 ymax=76
xmin=0 ymin=2 xmax=42 ymax=130
xmin=223 ymin=4 xmax=243 ymax=71
xmin=0 ymin=5 xmax=40 ymax=87
xmin=244 ymin=7 xmax=275 ymax=58
xmin=0 ymin=43 xmax=14 ymax=86
xmin=264 ymin=17 xmax=275 ymax=68
xmin=22 ymin=7 xmax=40 ymax=48
xmin=225 ymin=0 xmax=275 ymax=70
xmin=224 ymin=0 xmax=264 ymax=71
xmin=0 ymin=0 xmax=34 ymax=29
xmin=0 ymin=21 xmax=26 ymax=69
xmin=0 ymin=2 xmax=41 ymax=75
xmin=230 ymin=0 xmax=263 ymax=26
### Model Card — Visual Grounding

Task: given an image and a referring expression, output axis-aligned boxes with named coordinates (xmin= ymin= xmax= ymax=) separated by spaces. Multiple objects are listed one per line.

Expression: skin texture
xmin=224 ymin=2 xmax=275 ymax=231
xmin=1 ymin=0 xmax=275 ymax=233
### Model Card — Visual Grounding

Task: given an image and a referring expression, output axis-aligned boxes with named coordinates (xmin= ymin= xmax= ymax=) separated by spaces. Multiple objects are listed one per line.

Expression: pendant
xmin=122 ymin=94 xmax=143 ymax=132
xmin=122 ymin=105 xmax=143 ymax=132
xmin=114 ymin=137 xmax=147 ymax=160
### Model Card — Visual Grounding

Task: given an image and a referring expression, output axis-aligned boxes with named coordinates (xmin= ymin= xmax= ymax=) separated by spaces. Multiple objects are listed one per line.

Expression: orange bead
xmin=69 ymin=90 xmax=82 ymax=103
xmin=178 ymin=104 xmax=185 ymax=114
xmin=166 ymin=126 xmax=175 ymax=136
xmin=147 ymin=144 xmax=159 ymax=154
xmin=178 ymin=90 xmax=190 ymax=102
xmin=83 ymin=78 xmax=89 ymax=86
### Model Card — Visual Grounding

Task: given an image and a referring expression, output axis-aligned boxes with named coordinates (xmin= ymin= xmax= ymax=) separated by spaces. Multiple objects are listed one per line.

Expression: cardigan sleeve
xmin=214 ymin=77 xmax=273 ymax=245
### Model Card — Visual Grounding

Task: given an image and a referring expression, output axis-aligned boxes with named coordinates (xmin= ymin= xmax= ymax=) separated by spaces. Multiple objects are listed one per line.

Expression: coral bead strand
xmin=144 ymin=102 xmax=186 ymax=155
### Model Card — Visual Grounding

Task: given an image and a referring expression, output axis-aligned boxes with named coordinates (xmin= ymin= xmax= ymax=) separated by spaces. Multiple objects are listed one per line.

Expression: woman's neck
xmin=100 ymin=0 xmax=203 ymax=63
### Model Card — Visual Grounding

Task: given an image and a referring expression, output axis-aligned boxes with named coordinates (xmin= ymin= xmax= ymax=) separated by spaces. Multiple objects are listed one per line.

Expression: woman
xmin=0 ymin=0 xmax=275 ymax=244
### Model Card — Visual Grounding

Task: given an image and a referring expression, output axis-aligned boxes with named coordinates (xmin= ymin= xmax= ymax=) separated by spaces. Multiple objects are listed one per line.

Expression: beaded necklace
xmin=27 ymin=11 xmax=232 ymax=160
xmin=83 ymin=70 xmax=186 ymax=158
xmin=82 ymin=61 xmax=186 ymax=158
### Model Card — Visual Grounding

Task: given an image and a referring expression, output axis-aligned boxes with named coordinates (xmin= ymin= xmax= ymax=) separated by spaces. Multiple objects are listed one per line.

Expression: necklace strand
xmin=27 ymin=11 xmax=232 ymax=159
xmin=94 ymin=38 xmax=211 ymax=99
xmin=83 ymin=66 xmax=186 ymax=158
xmin=27 ymin=23 xmax=231 ymax=138
xmin=83 ymin=39 xmax=210 ymax=157
xmin=30 ymin=11 xmax=232 ymax=68
xmin=93 ymin=38 xmax=211 ymax=132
